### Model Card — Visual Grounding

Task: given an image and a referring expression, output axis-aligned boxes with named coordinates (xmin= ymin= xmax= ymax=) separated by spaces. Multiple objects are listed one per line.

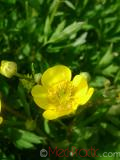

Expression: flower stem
xmin=15 ymin=73 xmax=34 ymax=82
xmin=3 ymin=103 xmax=26 ymax=120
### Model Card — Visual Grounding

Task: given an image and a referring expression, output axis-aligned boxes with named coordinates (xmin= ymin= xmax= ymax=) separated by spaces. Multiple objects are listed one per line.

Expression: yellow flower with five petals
xmin=31 ymin=65 xmax=94 ymax=120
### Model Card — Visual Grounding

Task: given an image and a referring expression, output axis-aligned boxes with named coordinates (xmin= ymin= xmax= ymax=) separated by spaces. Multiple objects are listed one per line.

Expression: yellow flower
xmin=31 ymin=65 xmax=94 ymax=120
xmin=0 ymin=60 xmax=17 ymax=78
xmin=0 ymin=98 xmax=3 ymax=124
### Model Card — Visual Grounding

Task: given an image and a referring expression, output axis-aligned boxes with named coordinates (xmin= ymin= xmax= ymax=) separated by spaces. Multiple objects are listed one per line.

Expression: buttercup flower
xmin=0 ymin=60 xmax=17 ymax=78
xmin=31 ymin=65 xmax=94 ymax=120
xmin=0 ymin=98 xmax=3 ymax=124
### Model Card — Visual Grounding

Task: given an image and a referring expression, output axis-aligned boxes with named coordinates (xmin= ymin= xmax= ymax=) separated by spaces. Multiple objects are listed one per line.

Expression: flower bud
xmin=34 ymin=73 xmax=42 ymax=83
xmin=0 ymin=117 xmax=3 ymax=125
xmin=79 ymin=72 xmax=91 ymax=81
xmin=25 ymin=119 xmax=36 ymax=131
xmin=0 ymin=60 xmax=17 ymax=78
xmin=0 ymin=99 xmax=3 ymax=125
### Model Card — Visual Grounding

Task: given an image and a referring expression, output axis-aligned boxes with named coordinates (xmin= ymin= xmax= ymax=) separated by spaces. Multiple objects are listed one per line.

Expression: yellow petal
xmin=77 ymin=87 xmax=94 ymax=105
xmin=72 ymin=75 xmax=88 ymax=97
xmin=43 ymin=110 xmax=60 ymax=120
xmin=41 ymin=65 xmax=71 ymax=87
xmin=31 ymin=85 xmax=47 ymax=97
xmin=0 ymin=116 xmax=3 ymax=124
xmin=31 ymin=85 xmax=48 ymax=109
xmin=43 ymin=108 xmax=74 ymax=120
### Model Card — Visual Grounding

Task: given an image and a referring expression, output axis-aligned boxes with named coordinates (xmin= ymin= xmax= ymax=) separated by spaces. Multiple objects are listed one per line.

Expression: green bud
xmin=25 ymin=119 xmax=36 ymax=131
xmin=79 ymin=72 xmax=91 ymax=81
xmin=34 ymin=73 xmax=42 ymax=83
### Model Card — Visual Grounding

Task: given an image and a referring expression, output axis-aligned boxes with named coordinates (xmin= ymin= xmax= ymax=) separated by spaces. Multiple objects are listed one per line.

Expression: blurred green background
xmin=0 ymin=0 xmax=120 ymax=159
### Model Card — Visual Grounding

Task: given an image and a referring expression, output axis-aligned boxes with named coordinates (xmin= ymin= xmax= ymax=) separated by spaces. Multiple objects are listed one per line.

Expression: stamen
xmin=47 ymin=80 xmax=76 ymax=111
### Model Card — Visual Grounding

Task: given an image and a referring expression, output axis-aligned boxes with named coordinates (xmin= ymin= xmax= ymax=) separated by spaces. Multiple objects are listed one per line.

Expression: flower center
xmin=48 ymin=81 xmax=74 ymax=111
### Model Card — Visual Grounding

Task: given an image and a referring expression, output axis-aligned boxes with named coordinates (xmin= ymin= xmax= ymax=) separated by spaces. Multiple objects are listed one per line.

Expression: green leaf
xmin=49 ymin=0 xmax=60 ymax=14
xmin=49 ymin=21 xmax=84 ymax=43
xmin=90 ymin=76 xmax=108 ymax=87
xmin=14 ymin=139 xmax=34 ymax=149
xmin=22 ymin=44 xmax=31 ymax=56
xmin=72 ymin=32 xmax=87 ymax=47
xmin=10 ymin=129 xmax=44 ymax=149
xmin=102 ymin=64 xmax=119 ymax=76
xmin=49 ymin=20 xmax=66 ymax=41
xmin=64 ymin=1 xmax=75 ymax=10
xmin=98 ymin=44 xmax=113 ymax=68
xmin=4 ymin=0 xmax=16 ymax=4
xmin=103 ymin=124 xmax=120 ymax=137
xmin=18 ymin=130 xmax=43 ymax=144
xmin=101 ymin=4 xmax=118 ymax=16
xmin=44 ymin=16 xmax=51 ymax=43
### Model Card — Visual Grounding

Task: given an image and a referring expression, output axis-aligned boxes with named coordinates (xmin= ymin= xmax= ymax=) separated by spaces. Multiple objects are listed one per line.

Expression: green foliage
xmin=0 ymin=0 xmax=120 ymax=159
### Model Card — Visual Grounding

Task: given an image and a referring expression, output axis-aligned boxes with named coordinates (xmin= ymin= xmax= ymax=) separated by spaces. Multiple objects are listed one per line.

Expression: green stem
xmin=16 ymin=73 xmax=33 ymax=82
xmin=18 ymin=83 xmax=31 ymax=118
xmin=4 ymin=103 xmax=26 ymax=120
xmin=3 ymin=120 xmax=25 ymax=127
xmin=25 ymin=0 xmax=29 ymax=19
xmin=56 ymin=119 xmax=67 ymax=129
